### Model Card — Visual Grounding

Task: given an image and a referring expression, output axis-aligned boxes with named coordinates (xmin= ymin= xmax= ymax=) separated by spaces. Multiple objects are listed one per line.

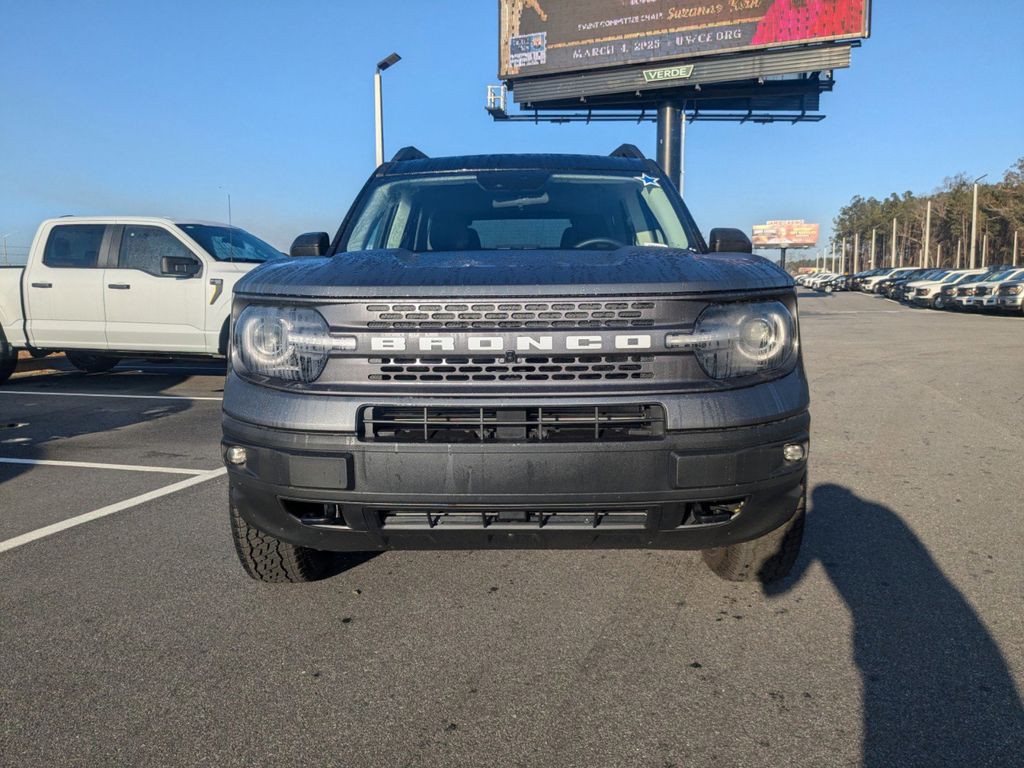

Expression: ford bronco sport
xmin=222 ymin=146 xmax=809 ymax=583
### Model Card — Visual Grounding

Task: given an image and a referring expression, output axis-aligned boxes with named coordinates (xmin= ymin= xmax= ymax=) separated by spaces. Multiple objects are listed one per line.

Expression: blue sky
xmin=1 ymin=0 xmax=1022 ymax=263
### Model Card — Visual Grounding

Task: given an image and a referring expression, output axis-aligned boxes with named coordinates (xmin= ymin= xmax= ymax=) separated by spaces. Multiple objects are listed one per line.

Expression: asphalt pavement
xmin=1 ymin=292 xmax=1022 ymax=768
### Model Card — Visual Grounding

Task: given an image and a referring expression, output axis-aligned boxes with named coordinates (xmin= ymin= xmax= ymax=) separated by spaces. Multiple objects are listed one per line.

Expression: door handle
xmin=31 ymin=282 xmax=52 ymax=288
xmin=108 ymin=283 xmax=131 ymax=290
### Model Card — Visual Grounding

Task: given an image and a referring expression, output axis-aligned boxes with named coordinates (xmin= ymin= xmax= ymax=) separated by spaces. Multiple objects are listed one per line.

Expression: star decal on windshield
xmin=635 ymin=173 xmax=661 ymax=188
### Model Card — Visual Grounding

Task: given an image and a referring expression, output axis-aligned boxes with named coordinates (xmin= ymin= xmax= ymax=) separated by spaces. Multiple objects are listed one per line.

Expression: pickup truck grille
xmin=360 ymin=404 xmax=665 ymax=443
xmin=365 ymin=300 xmax=657 ymax=329
xmin=367 ymin=354 xmax=655 ymax=383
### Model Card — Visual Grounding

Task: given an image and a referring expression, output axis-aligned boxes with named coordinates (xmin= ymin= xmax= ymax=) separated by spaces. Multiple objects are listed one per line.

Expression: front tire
xmin=66 ymin=351 xmax=120 ymax=373
xmin=703 ymin=485 xmax=805 ymax=583
xmin=230 ymin=498 xmax=336 ymax=583
xmin=0 ymin=331 xmax=16 ymax=385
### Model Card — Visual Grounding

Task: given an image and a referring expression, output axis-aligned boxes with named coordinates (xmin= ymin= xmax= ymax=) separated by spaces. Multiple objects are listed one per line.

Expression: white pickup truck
xmin=0 ymin=216 xmax=284 ymax=383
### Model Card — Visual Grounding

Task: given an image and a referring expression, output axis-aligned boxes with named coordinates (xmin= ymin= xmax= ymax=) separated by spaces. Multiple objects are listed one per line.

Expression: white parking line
xmin=0 ymin=458 xmax=211 ymax=475
xmin=0 ymin=390 xmax=222 ymax=402
xmin=0 ymin=467 xmax=227 ymax=554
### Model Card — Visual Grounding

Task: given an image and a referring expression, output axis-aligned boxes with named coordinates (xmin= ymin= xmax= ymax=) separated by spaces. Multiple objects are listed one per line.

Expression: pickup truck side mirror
xmin=290 ymin=232 xmax=330 ymax=257
xmin=161 ymin=255 xmax=202 ymax=277
xmin=709 ymin=228 xmax=753 ymax=254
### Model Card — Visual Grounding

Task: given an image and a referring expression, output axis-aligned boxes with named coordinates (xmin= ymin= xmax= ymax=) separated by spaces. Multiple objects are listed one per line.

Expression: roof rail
xmin=391 ymin=146 xmax=429 ymax=162
xmin=610 ymin=144 xmax=645 ymax=160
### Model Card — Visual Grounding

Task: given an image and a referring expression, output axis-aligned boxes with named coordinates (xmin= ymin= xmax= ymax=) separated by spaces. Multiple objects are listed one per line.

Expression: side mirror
xmin=161 ymin=255 xmax=201 ymax=277
xmin=290 ymin=232 xmax=330 ymax=257
xmin=708 ymin=228 xmax=753 ymax=254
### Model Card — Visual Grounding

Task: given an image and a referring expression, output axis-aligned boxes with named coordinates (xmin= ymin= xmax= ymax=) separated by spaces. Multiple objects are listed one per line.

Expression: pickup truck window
xmin=342 ymin=171 xmax=695 ymax=253
xmin=42 ymin=225 xmax=105 ymax=268
xmin=119 ymin=226 xmax=195 ymax=276
xmin=177 ymin=224 xmax=282 ymax=263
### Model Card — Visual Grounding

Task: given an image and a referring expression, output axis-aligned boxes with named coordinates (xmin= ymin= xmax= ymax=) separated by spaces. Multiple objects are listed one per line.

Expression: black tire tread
xmin=229 ymin=500 xmax=331 ymax=583
xmin=0 ymin=328 xmax=16 ymax=384
xmin=702 ymin=486 xmax=806 ymax=583
xmin=66 ymin=351 xmax=120 ymax=374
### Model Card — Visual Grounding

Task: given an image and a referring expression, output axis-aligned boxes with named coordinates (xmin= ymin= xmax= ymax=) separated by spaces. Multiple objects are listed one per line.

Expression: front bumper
xmin=224 ymin=408 xmax=809 ymax=553
xmin=998 ymin=296 xmax=1023 ymax=308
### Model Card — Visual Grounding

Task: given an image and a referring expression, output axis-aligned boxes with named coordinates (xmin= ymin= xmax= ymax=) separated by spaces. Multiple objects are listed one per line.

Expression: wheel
xmin=0 ymin=333 xmax=16 ymax=385
xmin=66 ymin=351 xmax=120 ymax=373
xmin=824 ymin=285 xmax=834 ymax=293
xmin=703 ymin=485 xmax=805 ymax=583
xmin=933 ymin=295 xmax=946 ymax=310
xmin=230 ymin=496 xmax=336 ymax=583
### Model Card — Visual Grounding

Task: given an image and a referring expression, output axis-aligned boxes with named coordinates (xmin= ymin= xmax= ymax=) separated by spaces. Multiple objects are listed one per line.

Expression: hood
xmin=234 ymin=247 xmax=792 ymax=298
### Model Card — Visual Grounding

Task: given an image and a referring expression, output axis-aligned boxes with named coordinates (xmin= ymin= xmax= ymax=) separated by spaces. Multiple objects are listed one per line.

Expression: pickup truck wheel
xmin=0 ymin=330 xmax=17 ymax=384
xmin=230 ymin=498 xmax=334 ymax=583
xmin=66 ymin=351 xmax=120 ymax=373
xmin=702 ymin=485 xmax=805 ymax=583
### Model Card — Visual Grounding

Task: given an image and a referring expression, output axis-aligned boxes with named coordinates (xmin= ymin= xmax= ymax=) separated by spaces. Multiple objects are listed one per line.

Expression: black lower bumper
xmin=223 ymin=411 xmax=809 ymax=552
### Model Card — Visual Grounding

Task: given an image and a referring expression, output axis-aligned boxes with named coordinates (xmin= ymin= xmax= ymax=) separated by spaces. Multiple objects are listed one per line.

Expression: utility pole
xmin=1014 ymin=230 xmax=1019 ymax=267
xmin=831 ymin=241 xmax=836 ymax=272
xmin=853 ymin=232 xmax=860 ymax=274
xmin=923 ymin=200 xmax=932 ymax=269
xmin=374 ymin=53 xmax=402 ymax=167
xmin=936 ymin=243 xmax=942 ymax=268
xmin=982 ymin=233 xmax=989 ymax=267
xmin=657 ymin=102 xmax=685 ymax=193
xmin=841 ymin=238 xmax=847 ymax=274
xmin=970 ymin=174 xmax=987 ymax=269
xmin=956 ymin=238 xmax=962 ymax=269
xmin=891 ymin=217 xmax=897 ymax=268
xmin=870 ymin=227 xmax=877 ymax=269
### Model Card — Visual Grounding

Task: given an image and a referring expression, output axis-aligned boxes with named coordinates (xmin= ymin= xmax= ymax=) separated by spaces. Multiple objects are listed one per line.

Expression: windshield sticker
xmin=635 ymin=173 xmax=660 ymax=188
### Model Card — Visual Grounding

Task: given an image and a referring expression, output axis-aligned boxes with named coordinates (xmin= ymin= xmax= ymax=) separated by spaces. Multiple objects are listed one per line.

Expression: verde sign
xmin=642 ymin=65 xmax=695 ymax=83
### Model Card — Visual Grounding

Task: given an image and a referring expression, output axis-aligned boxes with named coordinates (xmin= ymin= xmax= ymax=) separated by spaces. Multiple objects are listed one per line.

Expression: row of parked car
xmin=797 ymin=265 xmax=1024 ymax=313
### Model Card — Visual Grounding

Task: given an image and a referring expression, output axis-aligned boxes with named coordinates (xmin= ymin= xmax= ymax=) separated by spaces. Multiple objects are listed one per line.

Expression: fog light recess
xmin=225 ymin=445 xmax=248 ymax=465
xmin=783 ymin=443 xmax=807 ymax=462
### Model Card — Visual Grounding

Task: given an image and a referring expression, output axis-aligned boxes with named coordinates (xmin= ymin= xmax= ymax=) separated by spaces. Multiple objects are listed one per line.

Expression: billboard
xmin=752 ymin=220 xmax=820 ymax=248
xmin=499 ymin=0 xmax=870 ymax=79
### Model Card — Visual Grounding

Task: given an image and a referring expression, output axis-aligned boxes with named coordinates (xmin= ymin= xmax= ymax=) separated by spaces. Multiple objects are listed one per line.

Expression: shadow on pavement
xmin=767 ymin=484 xmax=1024 ymax=767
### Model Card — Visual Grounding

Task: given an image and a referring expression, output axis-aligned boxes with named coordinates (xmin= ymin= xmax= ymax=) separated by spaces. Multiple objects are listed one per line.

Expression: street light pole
xmin=374 ymin=52 xmax=402 ymax=168
xmin=891 ymin=217 xmax=897 ymax=268
xmin=969 ymin=174 xmax=987 ymax=269
xmin=1 ymin=233 xmax=10 ymax=266
xmin=923 ymin=199 xmax=932 ymax=269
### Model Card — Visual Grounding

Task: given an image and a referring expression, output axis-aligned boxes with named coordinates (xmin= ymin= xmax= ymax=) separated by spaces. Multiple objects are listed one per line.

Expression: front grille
xmin=975 ymin=286 xmax=990 ymax=296
xmin=367 ymin=355 xmax=655 ymax=383
xmin=360 ymin=404 xmax=665 ymax=443
xmin=364 ymin=300 xmax=657 ymax=330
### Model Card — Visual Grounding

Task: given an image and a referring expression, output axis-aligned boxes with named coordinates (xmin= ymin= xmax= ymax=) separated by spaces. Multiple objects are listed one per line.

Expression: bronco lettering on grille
xmin=370 ymin=334 xmax=653 ymax=353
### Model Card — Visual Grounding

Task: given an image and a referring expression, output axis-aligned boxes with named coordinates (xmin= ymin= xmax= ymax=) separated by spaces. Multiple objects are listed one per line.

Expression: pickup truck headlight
xmin=666 ymin=301 xmax=796 ymax=380
xmin=233 ymin=305 xmax=352 ymax=383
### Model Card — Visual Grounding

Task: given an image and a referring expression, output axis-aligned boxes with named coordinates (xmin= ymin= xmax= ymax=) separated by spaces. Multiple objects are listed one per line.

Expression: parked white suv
xmin=861 ymin=267 xmax=918 ymax=293
xmin=910 ymin=269 xmax=987 ymax=309
xmin=959 ymin=268 xmax=1024 ymax=309
xmin=0 ymin=216 xmax=283 ymax=383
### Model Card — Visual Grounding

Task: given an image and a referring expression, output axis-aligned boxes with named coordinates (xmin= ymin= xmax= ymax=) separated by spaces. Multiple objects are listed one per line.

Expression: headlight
xmin=1009 ymin=285 xmax=1023 ymax=295
xmin=666 ymin=301 xmax=796 ymax=380
xmin=233 ymin=305 xmax=353 ymax=383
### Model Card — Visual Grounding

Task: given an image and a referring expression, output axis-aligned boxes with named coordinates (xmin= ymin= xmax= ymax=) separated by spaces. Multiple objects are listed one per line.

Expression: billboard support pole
xmin=656 ymin=102 xmax=683 ymax=193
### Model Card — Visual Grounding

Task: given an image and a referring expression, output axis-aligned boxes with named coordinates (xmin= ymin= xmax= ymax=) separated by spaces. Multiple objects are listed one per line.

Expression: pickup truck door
xmin=102 ymin=225 xmax=207 ymax=352
xmin=23 ymin=223 xmax=110 ymax=348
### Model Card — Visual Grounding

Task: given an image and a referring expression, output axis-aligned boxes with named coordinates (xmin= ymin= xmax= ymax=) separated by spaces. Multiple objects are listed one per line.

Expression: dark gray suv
xmin=222 ymin=146 xmax=809 ymax=583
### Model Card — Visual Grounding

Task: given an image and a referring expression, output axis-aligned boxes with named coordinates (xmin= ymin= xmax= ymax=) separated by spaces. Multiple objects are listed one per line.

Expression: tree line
xmin=825 ymin=156 xmax=1023 ymax=271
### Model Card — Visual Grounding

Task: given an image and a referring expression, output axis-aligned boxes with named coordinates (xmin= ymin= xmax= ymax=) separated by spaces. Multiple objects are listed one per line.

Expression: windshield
xmin=984 ymin=270 xmax=1014 ymax=282
xmin=178 ymin=224 xmax=283 ymax=263
xmin=340 ymin=170 xmax=699 ymax=253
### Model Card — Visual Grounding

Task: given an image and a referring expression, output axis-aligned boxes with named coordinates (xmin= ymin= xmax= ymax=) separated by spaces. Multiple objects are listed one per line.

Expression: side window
xmin=118 ymin=226 xmax=195 ymax=276
xmin=42 ymin=225 xmax=105 ymax=268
